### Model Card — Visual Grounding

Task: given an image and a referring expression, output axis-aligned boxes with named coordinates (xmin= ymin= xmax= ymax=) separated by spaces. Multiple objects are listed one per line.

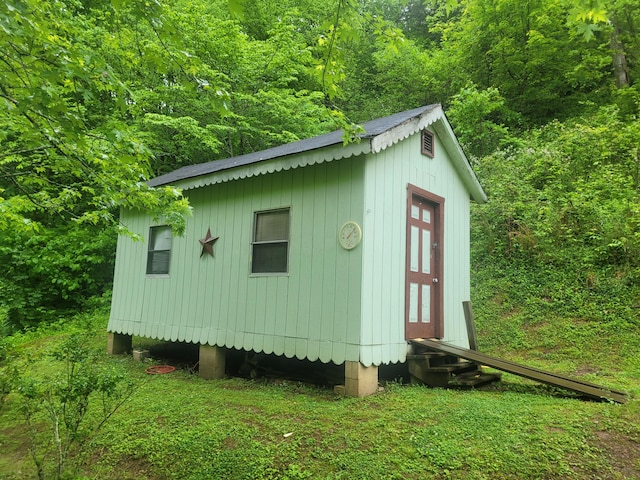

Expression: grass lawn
xmin=0 ymin=310 xmax=638 ymax=479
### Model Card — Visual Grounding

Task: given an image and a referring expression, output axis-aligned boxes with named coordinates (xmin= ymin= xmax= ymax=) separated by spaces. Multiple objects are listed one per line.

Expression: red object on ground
xmin=145 ymin=365 xmax=176 ymax=374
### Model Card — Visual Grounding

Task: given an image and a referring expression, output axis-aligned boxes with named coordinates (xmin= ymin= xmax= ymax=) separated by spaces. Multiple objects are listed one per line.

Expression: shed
xmin=107 ymin=104 xmax=487 ymax=396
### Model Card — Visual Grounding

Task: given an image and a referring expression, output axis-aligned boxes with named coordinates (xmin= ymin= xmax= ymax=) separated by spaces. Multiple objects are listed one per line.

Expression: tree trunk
xmin=610 ymin=20 xmax=630 ymax=88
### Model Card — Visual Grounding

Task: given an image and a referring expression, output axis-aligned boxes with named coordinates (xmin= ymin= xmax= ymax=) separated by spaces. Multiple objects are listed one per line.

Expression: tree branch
xmin=0 ymin=146 xmax=49 ymax=159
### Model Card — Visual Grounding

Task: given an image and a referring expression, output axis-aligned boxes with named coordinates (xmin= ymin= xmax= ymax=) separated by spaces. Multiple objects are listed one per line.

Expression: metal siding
xmin=203 ymin=184 xmax=221 ymax=341
xmin=360 ymin=137 xmax=412 ymax=366
xmin=108 ymin=158 xmax=365 ymax=365
xmin=236 ymin=185 xmax=253 ymax=350
xmin=359 ymin=130 xmax=472 ymax=366
xmin=165 ymin=231 xmax=181 ymax=338
xmin=259 ymin=172 xmax=279 ymax=354
xmin=308 ymin=163 xmax=326 ymax=362
xmin=226 ymin=187 xmax=246 ymax=347
xmin=323 ymin=167 xmax=337 ymax=362
xmin=214 ymin=190 xmax=231 ymax=345
xmin=108 ymin=219 xmax=128 ymax=330
xmin=296 ymin=167 xmax=315 ymax=350
xmin=273 ymin=174 xmax=292 ymax=355
xmin=285 ymin=177 xmax=304 ymax=357
xmin=192 ymin=187 xmax=210 ymax=342
xmin=320 ymin=164 xmax=341 ymax=363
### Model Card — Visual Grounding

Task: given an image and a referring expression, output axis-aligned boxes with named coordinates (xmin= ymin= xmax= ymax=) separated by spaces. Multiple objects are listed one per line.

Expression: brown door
xmin=405 ymin=185 xmax=444 ymax=339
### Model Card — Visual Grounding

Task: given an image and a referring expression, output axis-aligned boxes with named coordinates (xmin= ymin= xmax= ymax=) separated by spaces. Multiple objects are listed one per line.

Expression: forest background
xmin=0 ymin=0 xmax=639 ymax=347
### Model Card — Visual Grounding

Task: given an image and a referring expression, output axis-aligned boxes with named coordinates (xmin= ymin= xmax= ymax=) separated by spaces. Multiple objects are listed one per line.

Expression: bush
xmin=471 ymin=106 xmax=640 ymax=340
xmin=11 ymin=330 xmax=134 ymax=480
xmin=0 ymin=224 xmax=116 ymax=331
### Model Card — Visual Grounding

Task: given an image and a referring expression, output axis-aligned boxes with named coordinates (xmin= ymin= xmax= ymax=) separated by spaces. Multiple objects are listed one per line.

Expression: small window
xmin=421 ymin=130 xmax=434 ymax=157
xmin=147 ymin=225 xmax=172 ymax=275
xmin=252 ymin=208 xmax=290 ymax=274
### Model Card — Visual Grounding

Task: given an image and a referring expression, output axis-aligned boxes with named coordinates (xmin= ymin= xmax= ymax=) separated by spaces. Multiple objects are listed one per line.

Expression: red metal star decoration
xmin=199 ymin=228 xmax=219 ymax=257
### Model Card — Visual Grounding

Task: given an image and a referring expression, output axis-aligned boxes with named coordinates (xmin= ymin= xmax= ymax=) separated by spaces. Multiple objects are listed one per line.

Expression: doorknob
xmin=432 ymin=278 xmax=439 ymax=283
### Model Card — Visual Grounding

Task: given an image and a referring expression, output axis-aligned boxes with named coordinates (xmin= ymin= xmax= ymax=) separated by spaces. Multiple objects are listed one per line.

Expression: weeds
xmin=7 ymin=326 xmax=135 ymax=479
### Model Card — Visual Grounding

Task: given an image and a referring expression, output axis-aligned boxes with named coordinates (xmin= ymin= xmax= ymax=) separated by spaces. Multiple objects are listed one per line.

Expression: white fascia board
xmin=172 ymin=141 xmax=371 ymax=191
xmin=369 ymin=104 xmax=442 ymax=153
xmin=432 ymin=117 xmax=487 ymax=203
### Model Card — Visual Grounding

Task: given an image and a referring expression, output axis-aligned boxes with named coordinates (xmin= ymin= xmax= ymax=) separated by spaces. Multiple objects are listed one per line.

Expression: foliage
xmin=446 ymin=83 xmax=514 ymax=158
xmin=0 ymin=0 xmax=192 ymax=233
xmin=470 ymin=105 xmax=640 ymax=360
xmin=0 ymin=223 xmax=116 ymax=330
xmin=115 ymin=0 xmax=338 ymax=167
xmin=473 ymin=105 xmax=640 ymax=270
xmin=0 ymin=0 xmax=194 ymax=328
xmin=428 ymin=0 xmax=614 ymax=123
xmin=6 ymin=322 xmax=134 ymax=480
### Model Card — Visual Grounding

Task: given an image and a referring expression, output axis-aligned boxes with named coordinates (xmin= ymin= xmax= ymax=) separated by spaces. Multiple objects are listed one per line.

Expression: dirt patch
xmin=0 ymin=422 xmax=33 ymax=477
xmin=105 ymin=455 xmax=161 ymax=480
xmin=572 ymin=365 xmax=601 ymax=376
xmin=591 ymin=430 xmax=640 ymax=479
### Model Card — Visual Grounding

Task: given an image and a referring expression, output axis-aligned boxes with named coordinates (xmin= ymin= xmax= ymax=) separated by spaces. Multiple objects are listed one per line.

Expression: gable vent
xmin=421 ymin=130 xmax=434 ymax=157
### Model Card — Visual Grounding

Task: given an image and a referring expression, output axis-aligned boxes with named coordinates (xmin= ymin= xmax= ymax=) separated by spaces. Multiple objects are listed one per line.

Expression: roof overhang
xmin=368 ymin=105 xmax=487 ymax=203
xmin=169 ymin=140 xmax=371 ymax=191
xmin=150 ymin=104 xmax=487 ymax=203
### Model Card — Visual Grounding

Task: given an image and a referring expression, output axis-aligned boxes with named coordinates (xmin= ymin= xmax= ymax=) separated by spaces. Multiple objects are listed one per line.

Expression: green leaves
xmin=447 ymin=83 xmax=512 ymax=158
xmin=471 ymin=105 xmax=640 ymax=328
xmin=0 ymin=0 xmax=193 ymax=231
xmin=227 ymin=0 xmax=246 ymax=19
xmin=11 ymin=329 xmax=135 ymax=480
xmin=0 ymin=223 xmax=117 ymax=329
xmin=565 ymin=0 xmax=608 ymax=41
xmin=0 ymin=0 xmax=202 ymax=327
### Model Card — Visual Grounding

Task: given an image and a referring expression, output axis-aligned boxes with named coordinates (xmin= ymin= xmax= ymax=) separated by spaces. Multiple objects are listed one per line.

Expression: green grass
xmin=0 ymin=309 xmax=639 ymax=479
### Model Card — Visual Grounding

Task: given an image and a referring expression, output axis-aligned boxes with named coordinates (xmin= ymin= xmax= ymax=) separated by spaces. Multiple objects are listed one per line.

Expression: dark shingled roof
xmin=148 ymin=105 xmax=438 ymax=187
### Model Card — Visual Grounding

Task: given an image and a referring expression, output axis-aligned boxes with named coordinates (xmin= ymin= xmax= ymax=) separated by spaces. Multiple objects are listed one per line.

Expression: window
xmin=421 ymin=129 xmax=434 ymax=157
xmin=251 ymin=208 xmax=290 ymax=274
xmin=147 ymin=225 xmax=172 ymax=275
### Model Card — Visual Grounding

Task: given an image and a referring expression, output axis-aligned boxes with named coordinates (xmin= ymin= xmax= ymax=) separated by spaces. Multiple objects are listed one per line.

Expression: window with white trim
xmin=251 ymin=208 xmax=290 ymax=274
xmin=146 ymin=225 xmax=172 ymax=275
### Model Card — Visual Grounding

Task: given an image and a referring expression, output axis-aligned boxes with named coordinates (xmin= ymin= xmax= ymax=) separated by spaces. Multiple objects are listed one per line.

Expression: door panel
xmin=405 ymin=185 xmax=444 ymax=339
xmin=421 ymin=285 xmax=431 ymax=323
xmin=409 ymin=283 xmax=418 ymax=324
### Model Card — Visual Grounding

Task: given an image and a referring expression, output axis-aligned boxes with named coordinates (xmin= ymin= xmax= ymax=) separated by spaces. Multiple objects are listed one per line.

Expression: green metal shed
xmin=107 ymin=104 xmax=486 ymax=396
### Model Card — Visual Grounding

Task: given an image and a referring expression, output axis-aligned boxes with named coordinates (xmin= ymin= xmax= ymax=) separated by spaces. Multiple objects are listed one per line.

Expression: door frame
xmin=405 ymin=184 xmax=445 ymax=339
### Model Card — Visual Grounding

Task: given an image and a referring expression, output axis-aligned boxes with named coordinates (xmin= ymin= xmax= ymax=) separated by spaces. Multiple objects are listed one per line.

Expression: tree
xmin=0 ymin=0 xmax=191 ymax=232
xmin=16 ymin=331 xmax=134 ymax=479
xmin=431 ymin=0 xmax=615 ymax=123
xmin=446 ymin=83 xmax=513 ymax=158
xmin=0 ymin=0 xmax=190 ymax=328
xmin=565 ymin=0 xmax=640 ymax=88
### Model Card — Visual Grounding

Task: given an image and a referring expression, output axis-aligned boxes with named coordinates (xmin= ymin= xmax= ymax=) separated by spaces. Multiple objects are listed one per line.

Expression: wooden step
xmin=406 ymin=352 xmax=448 ymax=360
xmin=450 ymin=370 xmax=502 ymax=388
xmin=407 ymin=354 xmax=469 ymax=368
xmin=423 ymin=362 xmax=477 ymax=373
xmin=408 ymin=351 xmax=502 ymax=389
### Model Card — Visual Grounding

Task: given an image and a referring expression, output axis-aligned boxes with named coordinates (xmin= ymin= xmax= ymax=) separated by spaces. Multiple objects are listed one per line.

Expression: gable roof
xmin=148 ymin=104 xmax=487 ymax=202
